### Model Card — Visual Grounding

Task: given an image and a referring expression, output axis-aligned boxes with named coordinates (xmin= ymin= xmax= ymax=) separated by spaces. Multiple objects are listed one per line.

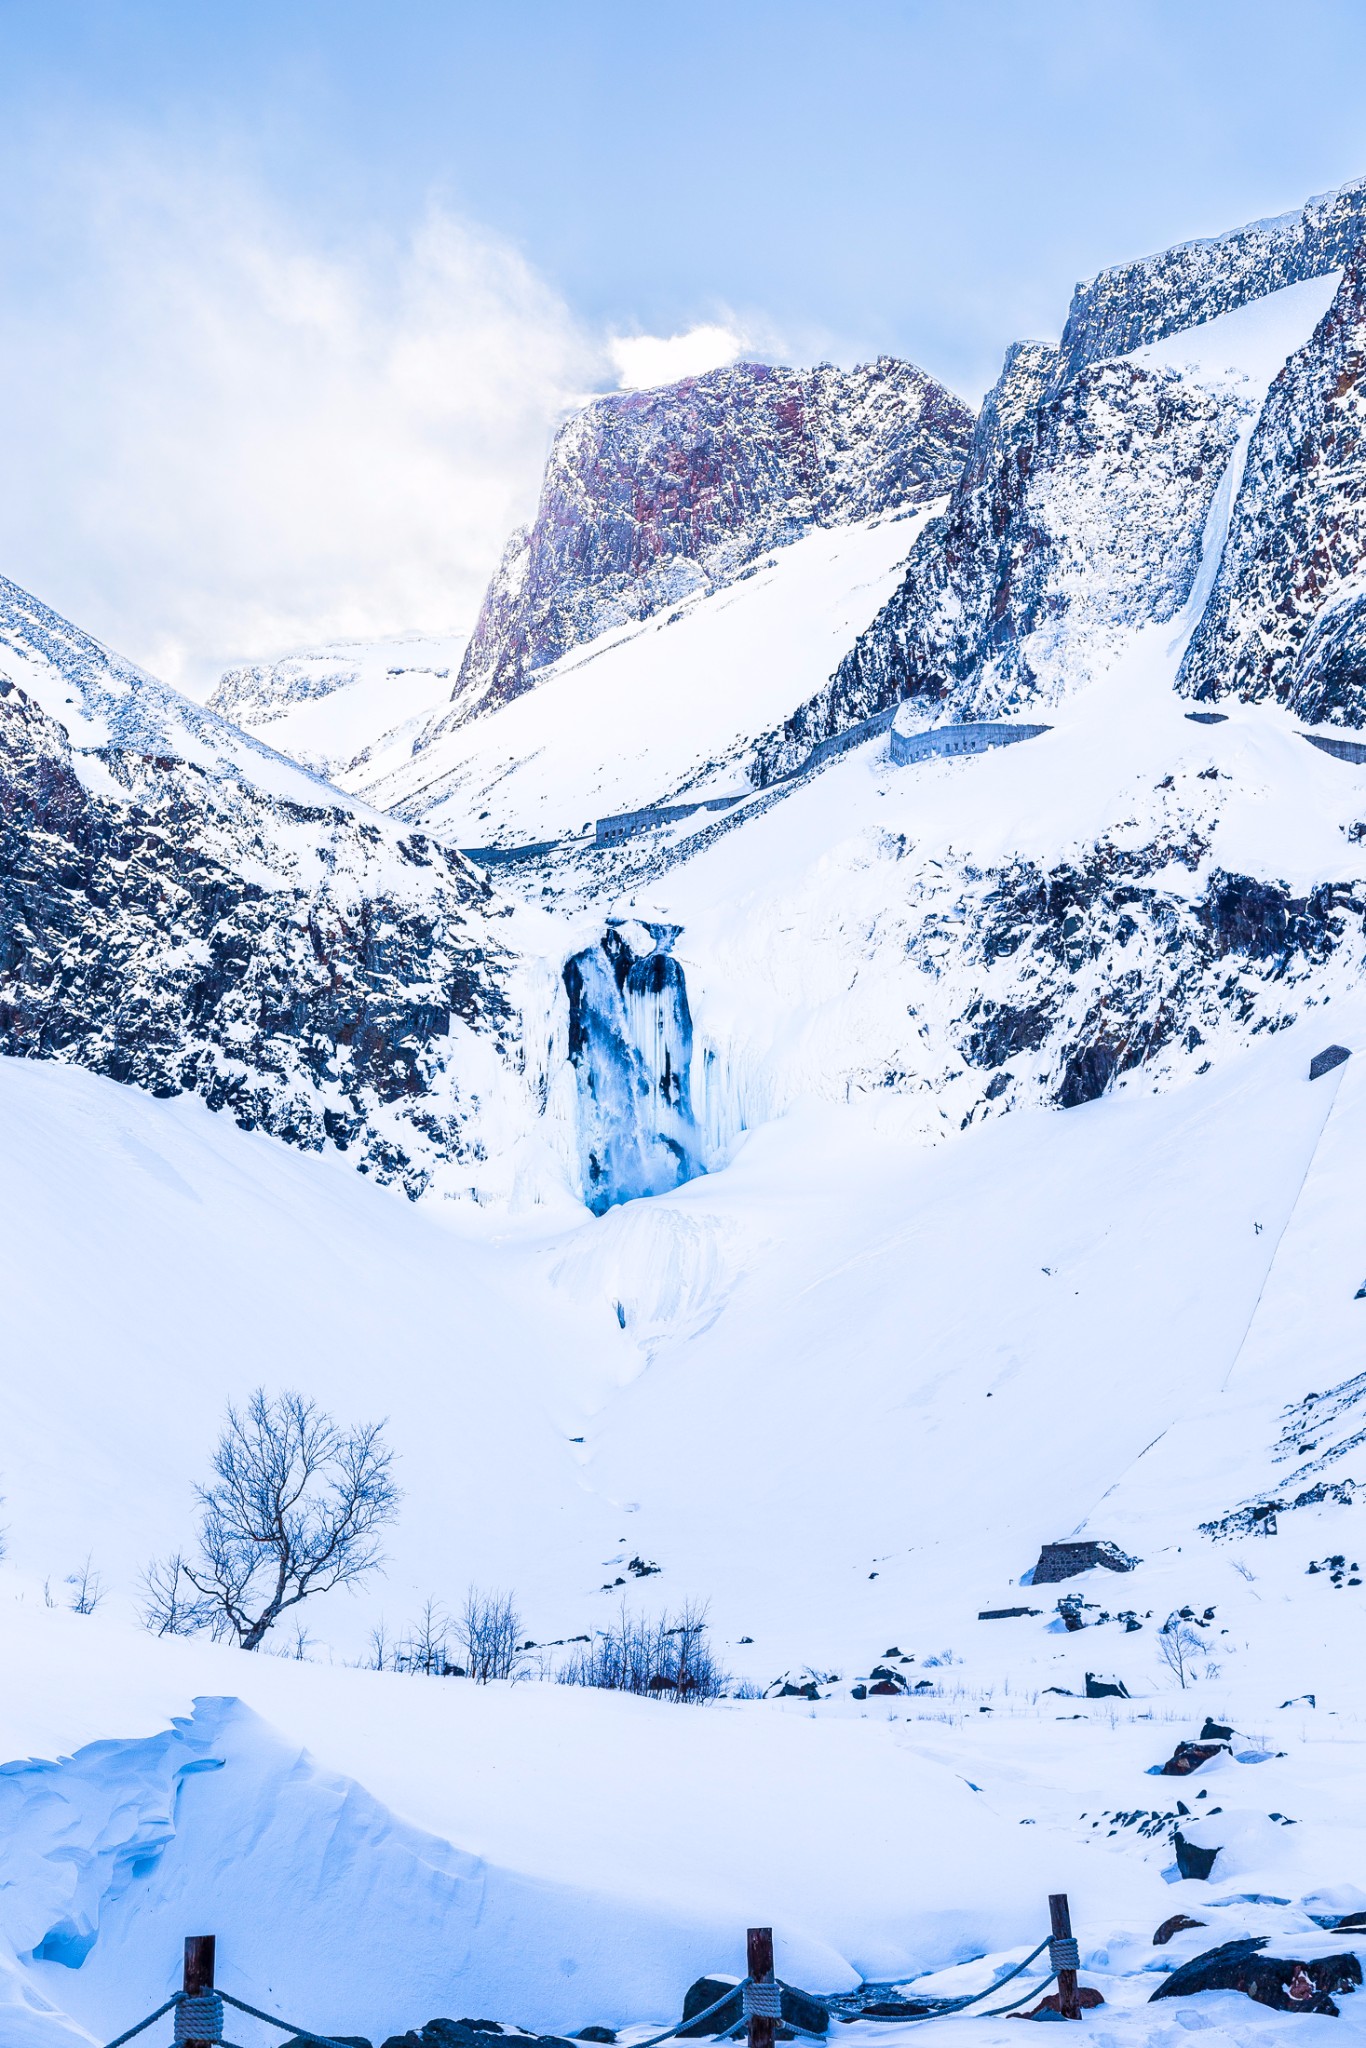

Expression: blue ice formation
xmin=563 ymin=920 xmax=705 ymax=1214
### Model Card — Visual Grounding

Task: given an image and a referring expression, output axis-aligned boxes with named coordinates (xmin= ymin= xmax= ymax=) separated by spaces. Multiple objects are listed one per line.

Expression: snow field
xmin=207 ymin=630 xmax=468 ymax=784
xmin=364 ymin=512 xmax=935 ymax=846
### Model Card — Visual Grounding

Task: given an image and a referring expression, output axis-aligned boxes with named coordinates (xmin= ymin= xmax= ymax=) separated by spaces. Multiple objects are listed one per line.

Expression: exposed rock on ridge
xmin=432 ymin=357 xmax=974 ymax=732
xmin=0 ymin=578 xmax=514 ymax=1197
xmin=1058 ymin=176 xmax=1366 ymax=377
xmin=752 ymin=180 xmax=1366 ymax=782
xmin=1179 ymin=252 xmax=1366 ymax=723
xmin=753 ymin=353 xmax=1251 ymax=780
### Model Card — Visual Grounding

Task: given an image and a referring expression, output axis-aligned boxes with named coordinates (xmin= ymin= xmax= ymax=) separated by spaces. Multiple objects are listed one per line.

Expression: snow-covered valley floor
xmin=7 ymin=1011 xmax=1366 ymax=2044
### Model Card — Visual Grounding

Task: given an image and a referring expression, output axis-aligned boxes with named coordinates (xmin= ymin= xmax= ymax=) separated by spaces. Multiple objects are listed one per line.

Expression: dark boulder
xmin=1085 ymin=1673 xmax=1130 ymax=1699
xmin=1159 ymin=1741 xmax=1228 ymax=1776
xmin=680 ymin=1977 xmax=743 ymax=2037
xmin=1033 ymin=1540 xmax=1137 ymax=1584
xmin=1173 ymin=1831 xmax=1220 ymax=1880
xmin=1153 ymin=1915 xmax=1207 ymax=1946
xmin=575 ymin=2030 xmax=617 ymax=2042
xmin=679 ymin=1977 xmax=827 ymax=2038
xmin=1150 ymin=1937 xmax=1361 ymax=2014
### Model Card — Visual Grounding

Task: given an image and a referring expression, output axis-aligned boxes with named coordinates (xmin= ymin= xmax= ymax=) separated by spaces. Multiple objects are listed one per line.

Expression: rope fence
xmin=101 ymin=1906 xmax=1092 ymax=2048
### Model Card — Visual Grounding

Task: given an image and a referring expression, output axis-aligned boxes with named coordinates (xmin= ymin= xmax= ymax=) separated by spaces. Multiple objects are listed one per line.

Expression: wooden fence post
xmin=747 ymin=1926 xmax=776 ymax=2048
xmin=1048 ymin=1893 xmax=1081 ymax=2021
xmin=183 ymin=1935 xmax=218 ymax=2048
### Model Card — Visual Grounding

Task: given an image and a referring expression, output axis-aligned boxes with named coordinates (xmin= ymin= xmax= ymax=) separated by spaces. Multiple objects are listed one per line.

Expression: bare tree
xmin=65 ymin=1555 xmax=105 ymax=1615
xmin=362 ymin=1619 xmax=394 ymax=1671
xmin=1157 ymin=1617 xmax=1204 ymax=1689
xmin=458 ymin=1588 xmax=523 ymax=1682
xmin=396 ymin=1598 xmax=457 ymax=1676
xmin=144 ymin=1390 xmax=400 ymax=1650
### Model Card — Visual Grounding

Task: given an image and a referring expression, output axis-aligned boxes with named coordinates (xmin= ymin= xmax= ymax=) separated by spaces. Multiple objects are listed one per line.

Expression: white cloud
xmin=0 ymin=154 xmax=601 ymax=692
xmin=609 ymin=323 xmax=750 ymax=390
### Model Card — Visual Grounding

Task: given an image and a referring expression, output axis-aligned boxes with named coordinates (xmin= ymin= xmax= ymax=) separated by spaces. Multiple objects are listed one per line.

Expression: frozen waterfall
xmin=563 ymin=921 xmax=705 ymax=1214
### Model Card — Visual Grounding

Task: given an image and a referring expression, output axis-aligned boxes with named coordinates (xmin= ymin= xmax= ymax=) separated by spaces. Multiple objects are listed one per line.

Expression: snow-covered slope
xmin=7 ymin=1012 xmax=1366 ymax=2042
xmin=207 ymin=630 xmax=465 ymax=785
xmin=366 ymin=512 xmax=933 ymax=845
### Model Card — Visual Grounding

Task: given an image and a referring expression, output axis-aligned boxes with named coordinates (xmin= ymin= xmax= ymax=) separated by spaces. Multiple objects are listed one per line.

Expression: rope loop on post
xmin=741 ymin=1981 xmax=784 ymax=2021
xmin=1047 ymin=1936 xmax=1079 ymax=1974
xmin=174 ymin=1991 xmax=225 ymax=2043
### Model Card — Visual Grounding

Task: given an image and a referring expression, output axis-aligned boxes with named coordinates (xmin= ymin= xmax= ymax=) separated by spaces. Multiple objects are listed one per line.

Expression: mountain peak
xmin=430 ymin=354 xmax=974 ymax=737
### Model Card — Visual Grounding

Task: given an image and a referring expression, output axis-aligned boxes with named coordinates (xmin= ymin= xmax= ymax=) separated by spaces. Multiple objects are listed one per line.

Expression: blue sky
xmin=3 ymin=0 xmax=1366 ymax=682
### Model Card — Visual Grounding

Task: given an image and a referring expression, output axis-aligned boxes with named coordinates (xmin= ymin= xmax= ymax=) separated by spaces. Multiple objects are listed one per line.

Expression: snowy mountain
xmin=10 ymin=177 xmax=1366 ymax=2048
xmin=431 ymin=356 xmax=973 ymax=732
xmin=757 ymin=268 xmax=1348 ymax=775
xmin=207 ymin=631 xmax=465 ymax=784
xmin=0 ymin=576 xmax=519 ymax=1196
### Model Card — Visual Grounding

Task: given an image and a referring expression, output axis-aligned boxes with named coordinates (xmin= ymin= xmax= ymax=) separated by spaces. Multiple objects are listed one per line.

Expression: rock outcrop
xmin=1059 ymin=176 xmax=1366 ymax=377
xmin=1179 ymin=252 xmax=1366 ymax=723
xmin=0 ymin=577 xmax=514 ymax=1197
xmin=433 ymin=357 xmax=974 ymax=731
xmin=754 ymin=352 xmax=1251 ymax=780
xmin=754 ymin=179 xmax=1366 ymax=782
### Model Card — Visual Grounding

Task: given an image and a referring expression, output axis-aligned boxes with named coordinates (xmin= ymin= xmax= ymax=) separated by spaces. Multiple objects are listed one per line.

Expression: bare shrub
xmin=559 ymin=1602 xmax=728 ymax=1702
xmin=361 ymin=1619 xmax=394 ymax=1671
xmin=65 ymin=1554 xmax=104 ymax=1615
xmin=458 ymin=1588 xmax=523 ymax=1682
xmin=143 ymin=1390 xmax=399 ymax=1650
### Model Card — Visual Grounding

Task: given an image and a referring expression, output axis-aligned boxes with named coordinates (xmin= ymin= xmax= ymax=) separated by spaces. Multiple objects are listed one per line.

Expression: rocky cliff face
xmin=753 ymin=186 xmax=1366 ymax=783
xmin=1179 ymin=253 xmax=1366 ymax=724
xmin=754 ymin=351 xmax=1251 ymax=779
xmin=952 ymin=844 xmax=1364 ymax=1117
xmin=1058 ymin=176 xmax=1366 ymax=377
xmin=0 ymin=577 xmax=515 ymax=1197
xmin=432 ymin=356 xmax=974 ymax=732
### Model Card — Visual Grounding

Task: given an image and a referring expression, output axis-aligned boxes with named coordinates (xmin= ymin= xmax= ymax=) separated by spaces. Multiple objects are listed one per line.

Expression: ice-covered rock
xmin=563 ymin=921 xmax=704 ymax=1213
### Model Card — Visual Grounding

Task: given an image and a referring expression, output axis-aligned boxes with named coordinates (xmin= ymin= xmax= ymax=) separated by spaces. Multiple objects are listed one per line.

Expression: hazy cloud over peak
xmin=0 ymin=151 xmax=602 ymax=692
